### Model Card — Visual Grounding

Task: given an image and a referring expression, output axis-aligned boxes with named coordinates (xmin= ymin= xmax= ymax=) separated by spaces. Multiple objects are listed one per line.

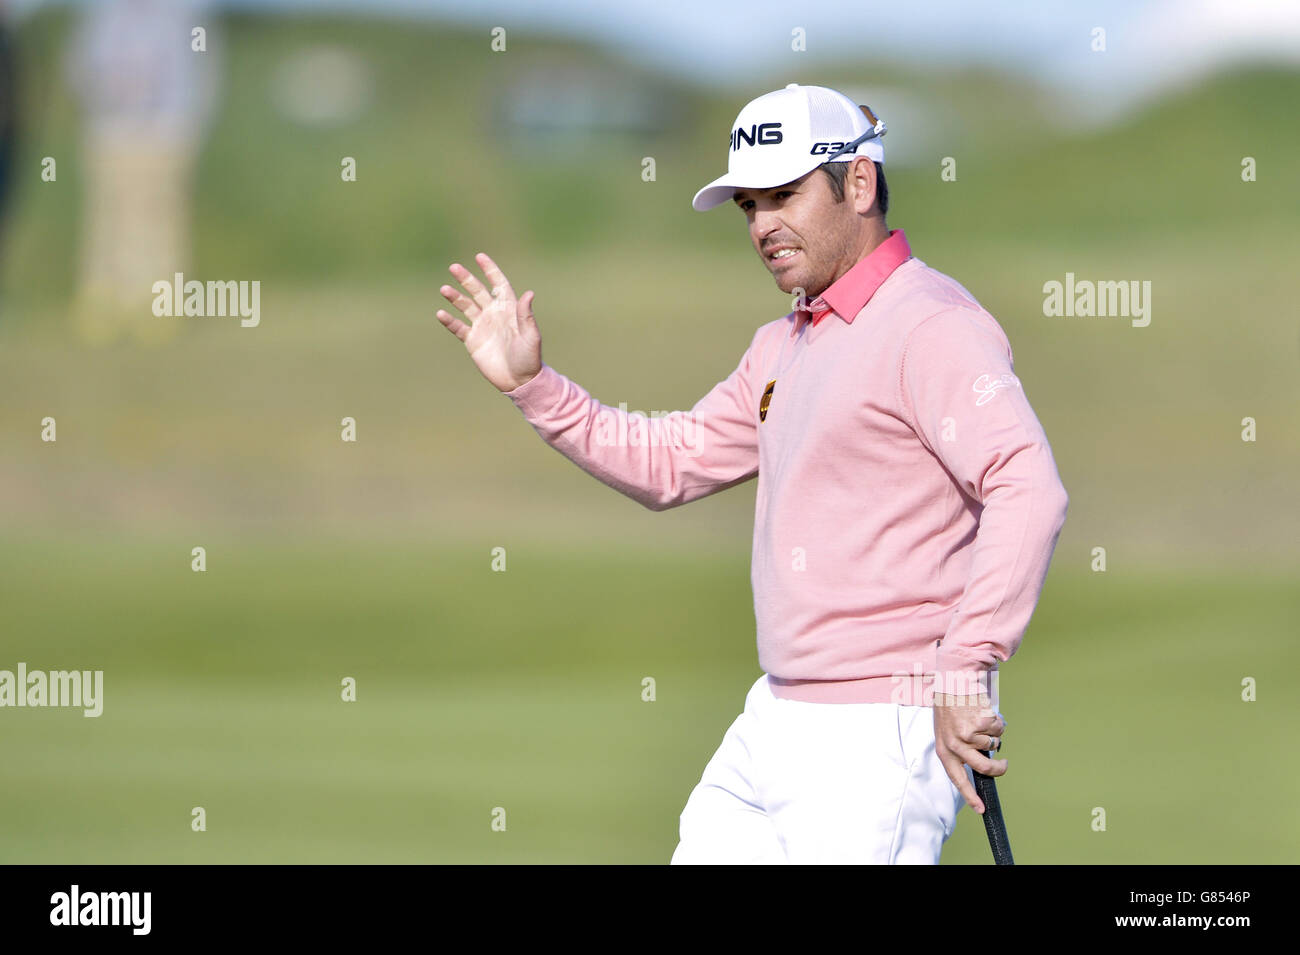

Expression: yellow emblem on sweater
xmin=759 ymin=379 xmax=776 ymax=422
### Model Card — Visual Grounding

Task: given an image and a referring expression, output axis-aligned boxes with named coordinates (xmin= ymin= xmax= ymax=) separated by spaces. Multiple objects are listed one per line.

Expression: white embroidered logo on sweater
xmin=972 ymin=373 xmax=1020 ymax=406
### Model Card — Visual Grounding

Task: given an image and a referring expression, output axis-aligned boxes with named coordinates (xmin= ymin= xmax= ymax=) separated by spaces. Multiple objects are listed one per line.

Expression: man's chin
xmin=774 ymin=273 xmax=803 ymax=295
xmin=775 ymin=273 xmax=821 ymax=299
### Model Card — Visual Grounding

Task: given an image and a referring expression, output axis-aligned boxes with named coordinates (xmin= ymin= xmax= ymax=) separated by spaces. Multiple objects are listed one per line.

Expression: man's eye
xmin=738 ymin=191 xmax=790 ymax=211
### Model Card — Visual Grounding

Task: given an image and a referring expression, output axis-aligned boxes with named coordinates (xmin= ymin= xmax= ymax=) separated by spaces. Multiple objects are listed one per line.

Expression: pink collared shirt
xmin=504 ymin=228 xmax=1069 ymax=704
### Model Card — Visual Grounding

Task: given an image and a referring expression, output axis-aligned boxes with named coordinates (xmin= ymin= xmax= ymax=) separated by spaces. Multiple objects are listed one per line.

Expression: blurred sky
xmin=10 ymin=0 xmax=1300 ymax=120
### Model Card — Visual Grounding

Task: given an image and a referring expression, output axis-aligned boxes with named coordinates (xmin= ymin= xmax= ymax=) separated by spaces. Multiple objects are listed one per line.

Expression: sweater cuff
xmin=504 ymin=364 xmax=564 ymax=417
xmin=934 ymin=651 xmax=998 ymax=702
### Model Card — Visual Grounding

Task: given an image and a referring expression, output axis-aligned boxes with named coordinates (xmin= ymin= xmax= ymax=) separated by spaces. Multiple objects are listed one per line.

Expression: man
xmin=435 ymin=83 xmax=1069 ymax=864
xmin=65 ymin=0 xmax=218 ymax=345
xmin=0 ymin=0 xmax=16 ymax=259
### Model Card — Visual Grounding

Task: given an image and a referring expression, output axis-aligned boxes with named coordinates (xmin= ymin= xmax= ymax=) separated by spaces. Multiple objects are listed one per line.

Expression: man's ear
xmin=849 ymin=157 xmax=877 ymax=215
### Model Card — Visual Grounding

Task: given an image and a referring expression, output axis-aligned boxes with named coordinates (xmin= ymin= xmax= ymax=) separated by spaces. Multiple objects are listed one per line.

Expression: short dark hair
xmin=819 ymin=160 xmax=888 ymax=217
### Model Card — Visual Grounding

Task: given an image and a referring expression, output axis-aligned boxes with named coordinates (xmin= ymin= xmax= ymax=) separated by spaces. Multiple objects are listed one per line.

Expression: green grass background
xmin=1 ymin=9 xmax=1297 ymax=863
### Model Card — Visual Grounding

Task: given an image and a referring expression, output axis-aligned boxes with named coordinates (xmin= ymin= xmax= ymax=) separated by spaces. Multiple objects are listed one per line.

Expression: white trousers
xmin=671 ymin=674 xmax=971 ymax=864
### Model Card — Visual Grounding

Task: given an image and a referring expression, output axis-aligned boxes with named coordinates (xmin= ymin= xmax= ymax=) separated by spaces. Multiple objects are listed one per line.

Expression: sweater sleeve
xmin=501 ymin=328 xmax=764 ymax=511
xmin=899 ymin=307 xmax=1069 ymax=697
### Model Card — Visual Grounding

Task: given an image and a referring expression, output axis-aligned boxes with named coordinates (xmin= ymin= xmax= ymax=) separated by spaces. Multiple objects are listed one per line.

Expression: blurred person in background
xmin=65 ymin=0 xmax=219 ymax=345
xmin=0 ymin=0 xmax=17 ymax=266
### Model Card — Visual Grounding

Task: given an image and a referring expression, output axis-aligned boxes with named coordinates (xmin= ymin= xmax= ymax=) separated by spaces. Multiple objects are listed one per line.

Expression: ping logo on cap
xmin=731 ymin=122 xmax=783 ymax=152
xmin=759 ymin=379 xmax=776 ymax=422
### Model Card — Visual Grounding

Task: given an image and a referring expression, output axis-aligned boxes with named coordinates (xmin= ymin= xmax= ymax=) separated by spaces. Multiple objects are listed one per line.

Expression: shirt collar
xmin=793 ymin=229 xmax=912 ymax=335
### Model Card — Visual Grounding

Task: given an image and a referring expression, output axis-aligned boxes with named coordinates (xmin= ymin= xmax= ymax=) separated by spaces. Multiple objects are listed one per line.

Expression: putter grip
xmin=972 ymin=752 xmax=1015 ymax=866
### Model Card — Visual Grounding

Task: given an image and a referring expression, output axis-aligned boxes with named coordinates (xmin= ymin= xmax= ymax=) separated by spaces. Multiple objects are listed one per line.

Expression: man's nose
xmin=753 ymin=210 xmax=783 ymax=242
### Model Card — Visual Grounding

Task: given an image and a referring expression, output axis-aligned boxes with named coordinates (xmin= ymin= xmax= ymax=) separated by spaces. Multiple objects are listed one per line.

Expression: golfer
xmin=435 ymin=83 xmax=1069 ymax=864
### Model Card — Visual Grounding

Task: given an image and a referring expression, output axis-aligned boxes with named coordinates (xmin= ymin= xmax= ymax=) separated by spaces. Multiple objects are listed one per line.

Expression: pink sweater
xmin=504 ymin=230 xmax=1069 ymax=704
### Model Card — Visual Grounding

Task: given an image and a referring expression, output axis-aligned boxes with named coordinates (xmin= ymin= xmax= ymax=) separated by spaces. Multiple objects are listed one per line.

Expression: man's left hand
xmin=933 ymin=692 xmax=1006 ymax=814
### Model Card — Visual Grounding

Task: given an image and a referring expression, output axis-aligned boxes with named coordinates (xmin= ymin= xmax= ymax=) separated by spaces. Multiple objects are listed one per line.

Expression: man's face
xmin=733 ymin=166 xmax=860 ymax=298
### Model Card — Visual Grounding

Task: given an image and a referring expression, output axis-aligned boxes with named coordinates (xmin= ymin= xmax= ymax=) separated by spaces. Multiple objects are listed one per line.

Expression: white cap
xmin=692 ymin=83 xmax=887 ymax=212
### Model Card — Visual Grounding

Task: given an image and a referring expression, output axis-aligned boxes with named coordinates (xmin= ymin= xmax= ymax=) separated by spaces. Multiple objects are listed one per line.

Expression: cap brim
xmin=691 ymin=179 xmax=742 ymax=212
xmin=691 ymin=143 xmax=886 ymax=212
xmin=690 ymin=158 xmax=824 ymax=212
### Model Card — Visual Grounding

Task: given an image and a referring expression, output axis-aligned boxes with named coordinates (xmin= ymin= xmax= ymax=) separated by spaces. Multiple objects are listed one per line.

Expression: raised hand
xmin=435 ymin=252 xmax=542 ymax=393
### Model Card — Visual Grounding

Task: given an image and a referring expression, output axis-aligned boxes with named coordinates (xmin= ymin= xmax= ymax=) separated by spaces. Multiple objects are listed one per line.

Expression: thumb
xmin=517 ymin=290 xmax=536 ymax=323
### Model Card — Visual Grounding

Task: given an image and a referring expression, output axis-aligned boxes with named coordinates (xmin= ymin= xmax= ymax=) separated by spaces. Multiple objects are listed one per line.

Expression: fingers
xmin=969 ymin=748 xmax=1009 ymax=778
xmin=937 ymin=732 xmax=1008 ymax=816
xmin=476 ymin=252 xmax=516 ymax=302
xmin=943 ymin=708 xmax=1005 ymax=750
xmin=973 ymin=712 xmax=1005 ymax=742
xmin=436 ymin=256 xmax=528 ymax=346
xmin=937 ymin=747 xmax=985 ymax=814
xmin=441 ymin=253 xmax=516 ymax=320
xmin=973 ymin=714 xmax=1005 ymax=753
xmin=434 ymin=307 xmax=469 ymax=342
xmin=964 ymin=718 xmax=1007 ymax=770
xmin=449 ymin=259 xmax=503 ymax=311
xmin=439 ymin=281 xmax=478 ymax=320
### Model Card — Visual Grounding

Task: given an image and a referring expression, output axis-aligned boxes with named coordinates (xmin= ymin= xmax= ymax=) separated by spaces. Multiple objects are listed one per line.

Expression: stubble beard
xmin=777 ymin=257 xmax=829 ymax=300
